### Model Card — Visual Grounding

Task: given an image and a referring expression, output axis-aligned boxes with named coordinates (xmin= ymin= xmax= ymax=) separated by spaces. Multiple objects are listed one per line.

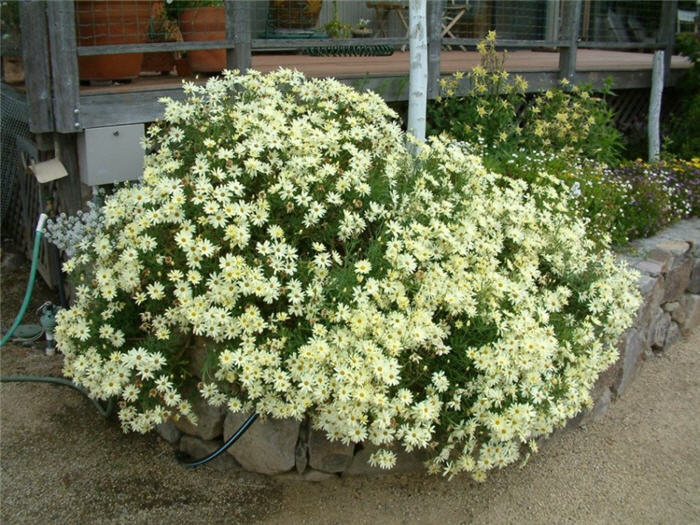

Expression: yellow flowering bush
xmin=53 ymin=69 xmax=641 ymax=480
xmin=428 ymin=33 xmax=623 ymax=167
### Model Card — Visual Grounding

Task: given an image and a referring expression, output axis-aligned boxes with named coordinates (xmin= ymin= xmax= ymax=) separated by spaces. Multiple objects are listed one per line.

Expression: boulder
xmin=647 ymin=309 xmax=671 ymax=350
xmin=663 ymin=301 xmax=686 ymax=326
xmin=664 ymin=322 xmax=681 ymax=349
xmin=307 ymin=428 xmax=354 ymax=473
xmin=156 ymin=419 xmax=182 ymax=445
xmin=679 ymin=294 xmax=700 ymax=335
xmin=179 ymin=435 xmax=241 ymax=471
xmin=174 ymin=391 xmax=226 ymax=440
xmin=579 ymin=387 xmax=612 ymax=427
xmin=634 ymin=274 xmax=665 ymax=329
xmin=646 ymin=248 xmax=673 ymax=273
xmin=224 ymin=412 xmax=299 ymax=475
xmin=185 ymin=336 xmax=212 ymax=379
xmin=635 ymin=260 xmax=664 ymax=278
xmin=662 ymin=257 xmax=693 ymax=303
xmin=653 ymin=240 xmax=690 ymax=266
xmin=615 ymin=328 xmax=648 ymax=397
xmin=687 ymin=260 xmax=700 ymax=294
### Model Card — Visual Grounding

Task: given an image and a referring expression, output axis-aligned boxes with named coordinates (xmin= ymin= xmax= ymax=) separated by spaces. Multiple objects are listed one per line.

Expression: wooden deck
xmin=71 ymin=49 xmax=691 ymax=129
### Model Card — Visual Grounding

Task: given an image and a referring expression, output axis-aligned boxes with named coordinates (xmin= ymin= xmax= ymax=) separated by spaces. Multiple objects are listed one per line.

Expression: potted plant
xmin=75 ymin=0 xmax=152 ymax=81
xmin=141 ymin=1 xmax=181 ymax=75
xmin=169 ymin=0 xmax=225 ymax=74
xmin=351 ymin=18 xmax=372 ymax=38
xmin=269 ymin=0 xmax=323 ymax=31
xmin=323 ymin=0 xmax=350 ymax=38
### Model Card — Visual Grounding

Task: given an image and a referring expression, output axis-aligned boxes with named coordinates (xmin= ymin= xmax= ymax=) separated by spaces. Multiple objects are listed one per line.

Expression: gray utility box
xmin=77 ymin=124 xmax=145 ymax=186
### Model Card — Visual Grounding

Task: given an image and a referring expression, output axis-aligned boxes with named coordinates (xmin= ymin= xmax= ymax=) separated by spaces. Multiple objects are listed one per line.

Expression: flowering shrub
xmin=491 ymin=150 xmax=631 ymax=248
xmin=604 ymin=157 xmax=700 ymax=240
xmin=51 ymin=69 xmax=641 ymax=480
xmin=428 ymin=32 xmax=623 ymax=166
xmin=493 ymin=152 xmax=700 ymax=247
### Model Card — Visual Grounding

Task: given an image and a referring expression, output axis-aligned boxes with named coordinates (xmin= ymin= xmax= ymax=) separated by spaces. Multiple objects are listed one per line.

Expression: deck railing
xmin=16 ymin=0 xmax=680 ymax=134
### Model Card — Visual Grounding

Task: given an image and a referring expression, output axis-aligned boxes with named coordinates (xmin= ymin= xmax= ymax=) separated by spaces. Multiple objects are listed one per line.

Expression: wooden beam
xmin=427 ymin=0 xmax=443 ymax=99
xmin=54 ymin=133 xmax=82 ymax=215
xmin=77 ymin=41 xmax=236 ymax=56
xmin=544 ymin=0 xmax=560 ymax=43
xmin=46 ymin=1 xmax=80 ymax=133
xmin=19 ymin=1 xmax=53 ymax=133
xmin=228 ymin=1 xmax=251 ymax=73
xmin=559 ymin=0 xmax=582 ymax=83
xmin=659 ymin=0 xmax=678 ymax=80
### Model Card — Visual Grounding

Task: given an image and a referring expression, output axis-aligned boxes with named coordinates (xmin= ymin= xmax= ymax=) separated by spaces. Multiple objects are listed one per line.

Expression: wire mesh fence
xmin=66 ymin=1 xmax=675 ymax=70
xmin=577 ymin=0 xmax=665 ymax=46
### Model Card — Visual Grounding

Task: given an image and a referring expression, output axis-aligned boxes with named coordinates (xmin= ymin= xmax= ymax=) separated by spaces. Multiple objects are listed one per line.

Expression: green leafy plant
xmin=428 ymin=33 xmax=624 ymax=167
xmin=49 ymin=69 xmax=640 ymax=480
xmin=324 ymin=0 xmax=350 ymax=38
xmin=665 ymin=32 xmax=700 ymax=159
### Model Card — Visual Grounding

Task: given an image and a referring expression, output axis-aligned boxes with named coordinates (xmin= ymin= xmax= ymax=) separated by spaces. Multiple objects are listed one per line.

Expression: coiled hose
xmin=0 ymin=213 xmax=113 ymax=415
xmin=303 ymin=44 xmax=394 ymax=57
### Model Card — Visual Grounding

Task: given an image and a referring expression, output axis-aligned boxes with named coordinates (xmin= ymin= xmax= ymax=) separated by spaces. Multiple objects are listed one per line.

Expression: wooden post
xmin=226 ymin=0 xmax=252 ymax=73
xmin=427 ymin=0 xmax=443 ymax=99
xmin=54 ymin=133 xmax=83 ymax=216
xmin=544 ymin=0 xmax=560 ymax=44
xmin=659 ymin=0 xmax=678 ymax=80
xmin=648 ymin=50 xmax=664 ymax=162
xmin=46 ymin=1 xmax=80 ymax=133
xmin=408 ymin=0 xmax=428 ymax=144
xmin=558 ymin=0 xmax=582 ymax=84
xmin=19 ymin=1 xmax=54 ymax=133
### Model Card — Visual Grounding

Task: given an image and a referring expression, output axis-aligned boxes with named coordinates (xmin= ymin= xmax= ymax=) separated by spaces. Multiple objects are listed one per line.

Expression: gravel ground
xmin=2 ymin=251 xmax=699 ymax=525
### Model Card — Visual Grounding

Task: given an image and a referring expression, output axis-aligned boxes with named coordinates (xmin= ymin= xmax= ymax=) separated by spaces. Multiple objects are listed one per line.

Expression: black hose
xmin=0 ymin=375 xmax=115 ymax=417
xmin=176 ymin=412 xmax=259 ymax=468
xmin=303 ymin=44 xmax=395 ymax=57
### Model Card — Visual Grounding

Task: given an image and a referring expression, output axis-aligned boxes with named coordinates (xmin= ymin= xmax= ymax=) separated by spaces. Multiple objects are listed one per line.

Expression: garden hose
xmin=0 ymin=213 xmax=113 ymax=418
xmin=0 ymin=375 xmax=115 ymax=417
xmin=303 ymin=44 xmax=394 ymax=57
xmin=176 ymin=412 xmax=259 ymax=468
xmin=2 ymin=213 xmax=256 ymax=468
xmin=0 ymin=213 xmax=47 ymax=347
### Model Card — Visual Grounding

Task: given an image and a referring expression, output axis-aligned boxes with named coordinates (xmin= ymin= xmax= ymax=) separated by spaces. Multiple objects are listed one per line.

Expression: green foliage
xmin=48 ymin=69 xmax=641 ymax=481
xmin=521 ymin=79 xmax=623 ymax=167
xmin=666 ymin=32 xmax=700 ymax=159
xmin=427 ymin=32 xmax=527 ymax=160
xmin=605 ymin=157 xmax=700 ymax=240
xmin=325 ymin=0 xmax=351 ymax=38
xmin=427 ymin=32 xmax=624 ymax=167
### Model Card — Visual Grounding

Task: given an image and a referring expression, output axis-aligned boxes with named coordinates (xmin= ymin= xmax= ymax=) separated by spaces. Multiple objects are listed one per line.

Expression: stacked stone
xmin=157 ymin=219 xmax=700 ymax=479
xmin=580 ymin=218 xmax=700 ymax=427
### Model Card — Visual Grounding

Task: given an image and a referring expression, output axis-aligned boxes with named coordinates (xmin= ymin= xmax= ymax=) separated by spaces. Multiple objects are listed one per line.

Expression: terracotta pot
xmin=75 ymin=0 xmax=151 ymax=81
xmin=270 ymin=0 xmax=322 ymax=30
xmin=141 ymin=51 xmax=175 ymax=74
xmin=179 ymin=6 xmax=226 ymax=73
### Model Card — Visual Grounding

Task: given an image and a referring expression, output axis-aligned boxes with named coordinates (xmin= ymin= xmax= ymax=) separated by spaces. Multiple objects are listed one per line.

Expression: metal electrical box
xmin=77 ymin=124 xmax=145 ymax=186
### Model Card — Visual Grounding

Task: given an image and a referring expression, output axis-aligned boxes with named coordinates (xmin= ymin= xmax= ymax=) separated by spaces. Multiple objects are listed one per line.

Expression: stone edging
xmin=156 ymin=218 xmax=700 ymax=479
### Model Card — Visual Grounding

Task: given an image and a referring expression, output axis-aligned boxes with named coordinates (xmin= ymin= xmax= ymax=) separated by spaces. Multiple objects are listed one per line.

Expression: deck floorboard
xmin=77 ymin=49 xmax=691 ymax=96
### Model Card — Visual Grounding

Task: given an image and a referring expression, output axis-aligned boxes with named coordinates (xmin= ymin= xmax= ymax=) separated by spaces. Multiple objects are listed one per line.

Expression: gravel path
xmin=2 ymin=260 xmax=699 ymax=525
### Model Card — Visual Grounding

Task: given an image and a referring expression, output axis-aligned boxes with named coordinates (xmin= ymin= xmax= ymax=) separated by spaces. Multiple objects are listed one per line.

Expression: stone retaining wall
xmin=157 ymin=219 xmax=700 ymax=479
